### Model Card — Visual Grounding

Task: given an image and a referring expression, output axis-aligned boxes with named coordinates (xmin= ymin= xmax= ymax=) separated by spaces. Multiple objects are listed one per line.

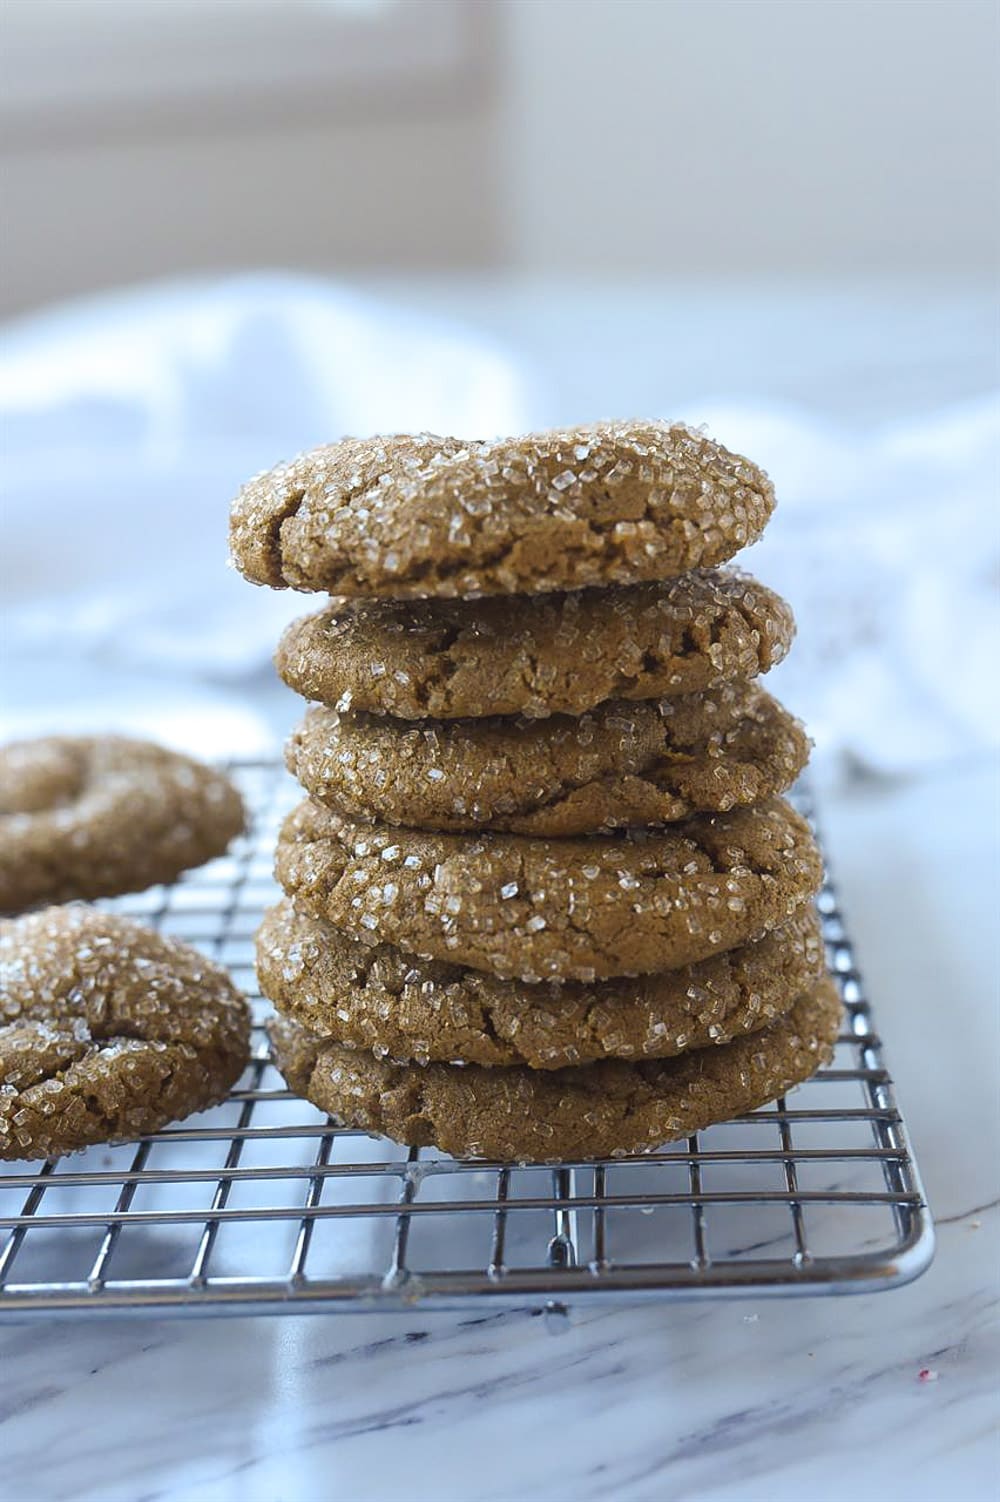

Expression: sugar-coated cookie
xmin=0 ymin=736 xmax=245 ymax=914
xmin=0 ymin=906 xmax=251 ymax=1159
xmin=231 ymin=423 xmax=774 ymax=599
xmin=274 ymin=796 xmax=823 ymax=982
xmin=287 ymin=683 xmax=809 ymax=835
xmin=268 ymin=978 xmax=841 ymax=1161
xmin=257 ymin=898 xmax=824 ymax=1069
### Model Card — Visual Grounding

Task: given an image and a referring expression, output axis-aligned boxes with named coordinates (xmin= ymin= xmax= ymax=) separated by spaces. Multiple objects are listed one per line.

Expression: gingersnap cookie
xmin=276 ymin=569 xmax=794 ymax=721
xmin=275 ymin=797 xmax=822 ymax=982
xmin=287 ymin=683 xmax=809 ymax=836
xmin=268 ymin=977 xmax=841 ymax=1161
xmin=0 ymin=736 xmax=245 ymax=914
xmin=0 ymin=906 xmax=251 ymax=1159
xmin=230 ymin=422 xmax=774 ymax=599
xmin=258 ymin=898 xmax=824 ymax=1069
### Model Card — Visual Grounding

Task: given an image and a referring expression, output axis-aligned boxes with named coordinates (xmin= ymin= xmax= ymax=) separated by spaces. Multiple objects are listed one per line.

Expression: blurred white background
xmin=1 ymin=0 xmax=998 ymax=307
xmin=1 ymin=0 xmax=998 ymax=773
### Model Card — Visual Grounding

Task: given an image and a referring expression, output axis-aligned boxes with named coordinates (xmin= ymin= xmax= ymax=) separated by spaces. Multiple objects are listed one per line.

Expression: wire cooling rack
xmin=0 ymin=761 xmax=933 ymax=1319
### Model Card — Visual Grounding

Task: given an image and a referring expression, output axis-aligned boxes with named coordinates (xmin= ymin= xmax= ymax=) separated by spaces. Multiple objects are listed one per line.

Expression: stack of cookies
xmin=230 ymin=422 xmax=840 ymax=1162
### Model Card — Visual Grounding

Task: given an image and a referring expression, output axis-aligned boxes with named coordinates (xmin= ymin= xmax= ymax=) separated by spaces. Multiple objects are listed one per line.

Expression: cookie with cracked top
xmin=0 ymin=736 xmax=245 ymax=914
xmin=275 ymin=570 xmax=794 ymax=721
xmin=0 ymin=906 xmax=251 ymax=1160
xmin=287 ymin=682 xmax=810 ymax=836
xmin=274 ymin=796 xmax=823 ymax=982
xmin=268 ymin=978 xmax=842 ymax=1162
xmin=230 ymin=422 xmax=774 ymax=599
xmin=257 ymin=898 xmax=825 ymax=1069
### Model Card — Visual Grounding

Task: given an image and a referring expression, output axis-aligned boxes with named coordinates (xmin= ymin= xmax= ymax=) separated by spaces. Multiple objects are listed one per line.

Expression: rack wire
xmin=0 ymin=762 xmax=933 ymax=1318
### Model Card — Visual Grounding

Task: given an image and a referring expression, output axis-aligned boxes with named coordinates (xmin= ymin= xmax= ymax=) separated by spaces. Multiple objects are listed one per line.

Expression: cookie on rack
xmin=230 ymin=422 xmax=775 ymax=599
xmin=274 ymin=796 xmax=823 ymax=982
xmin=268 ymin=978 xmax=842 ymax=1162
xmin=0 ymin=735 xmax=245 ymax=914
xmin=275 ymin=569 xmax=794 ymax=720
xmin=257 ymin=898 xmax=824 ymax=1069
xmin=287 ymin=682 xmax=810 ymax=835
xmin=0 ymin=906 xmax=251 ymax=1160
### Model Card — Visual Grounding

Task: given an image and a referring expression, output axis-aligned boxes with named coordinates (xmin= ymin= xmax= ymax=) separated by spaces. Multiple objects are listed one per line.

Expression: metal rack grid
xmin=0 ymin=761 xmax=933 ymax=1318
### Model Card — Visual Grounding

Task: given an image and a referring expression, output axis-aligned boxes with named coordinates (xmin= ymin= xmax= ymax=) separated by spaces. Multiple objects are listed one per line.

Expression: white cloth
xmin=1 ymin=273 xmax=529 ymax=675
xmin=694 ymin=399 xmax=1000 ymax=774
xmin=2 ymin=274 xmax=997 ymax=774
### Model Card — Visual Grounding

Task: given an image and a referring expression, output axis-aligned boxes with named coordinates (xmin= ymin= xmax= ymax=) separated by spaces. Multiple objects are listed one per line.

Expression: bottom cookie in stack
xmin=259 ymin=899 xmax=839 ymax=1161
xmin=268 ymin=980 xmax=840 ymax=1162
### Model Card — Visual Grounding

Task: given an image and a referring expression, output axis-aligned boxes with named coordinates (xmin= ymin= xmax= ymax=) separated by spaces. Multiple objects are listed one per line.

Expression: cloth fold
xmin=695 ymin=398 xmax=1000 ymax=771
xmin=2 ymin=274 xmax=996 ymax=775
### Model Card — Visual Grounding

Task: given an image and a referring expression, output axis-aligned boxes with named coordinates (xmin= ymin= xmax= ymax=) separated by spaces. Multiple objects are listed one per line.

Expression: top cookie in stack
xmin=231 ymin=421 xmax=838 ymax=1162
xmin=229 ymin=421 xmax=775 ymax=598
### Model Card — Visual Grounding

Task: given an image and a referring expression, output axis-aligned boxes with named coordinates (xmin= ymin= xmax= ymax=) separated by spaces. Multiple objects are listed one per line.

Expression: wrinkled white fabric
xmin=695 ymin=399 xmax=1000 ymax=772
xmin=1 ymin=273 xmax=529 ymax=674
xmin=2 ymin=274 xmax=997 ymax=773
